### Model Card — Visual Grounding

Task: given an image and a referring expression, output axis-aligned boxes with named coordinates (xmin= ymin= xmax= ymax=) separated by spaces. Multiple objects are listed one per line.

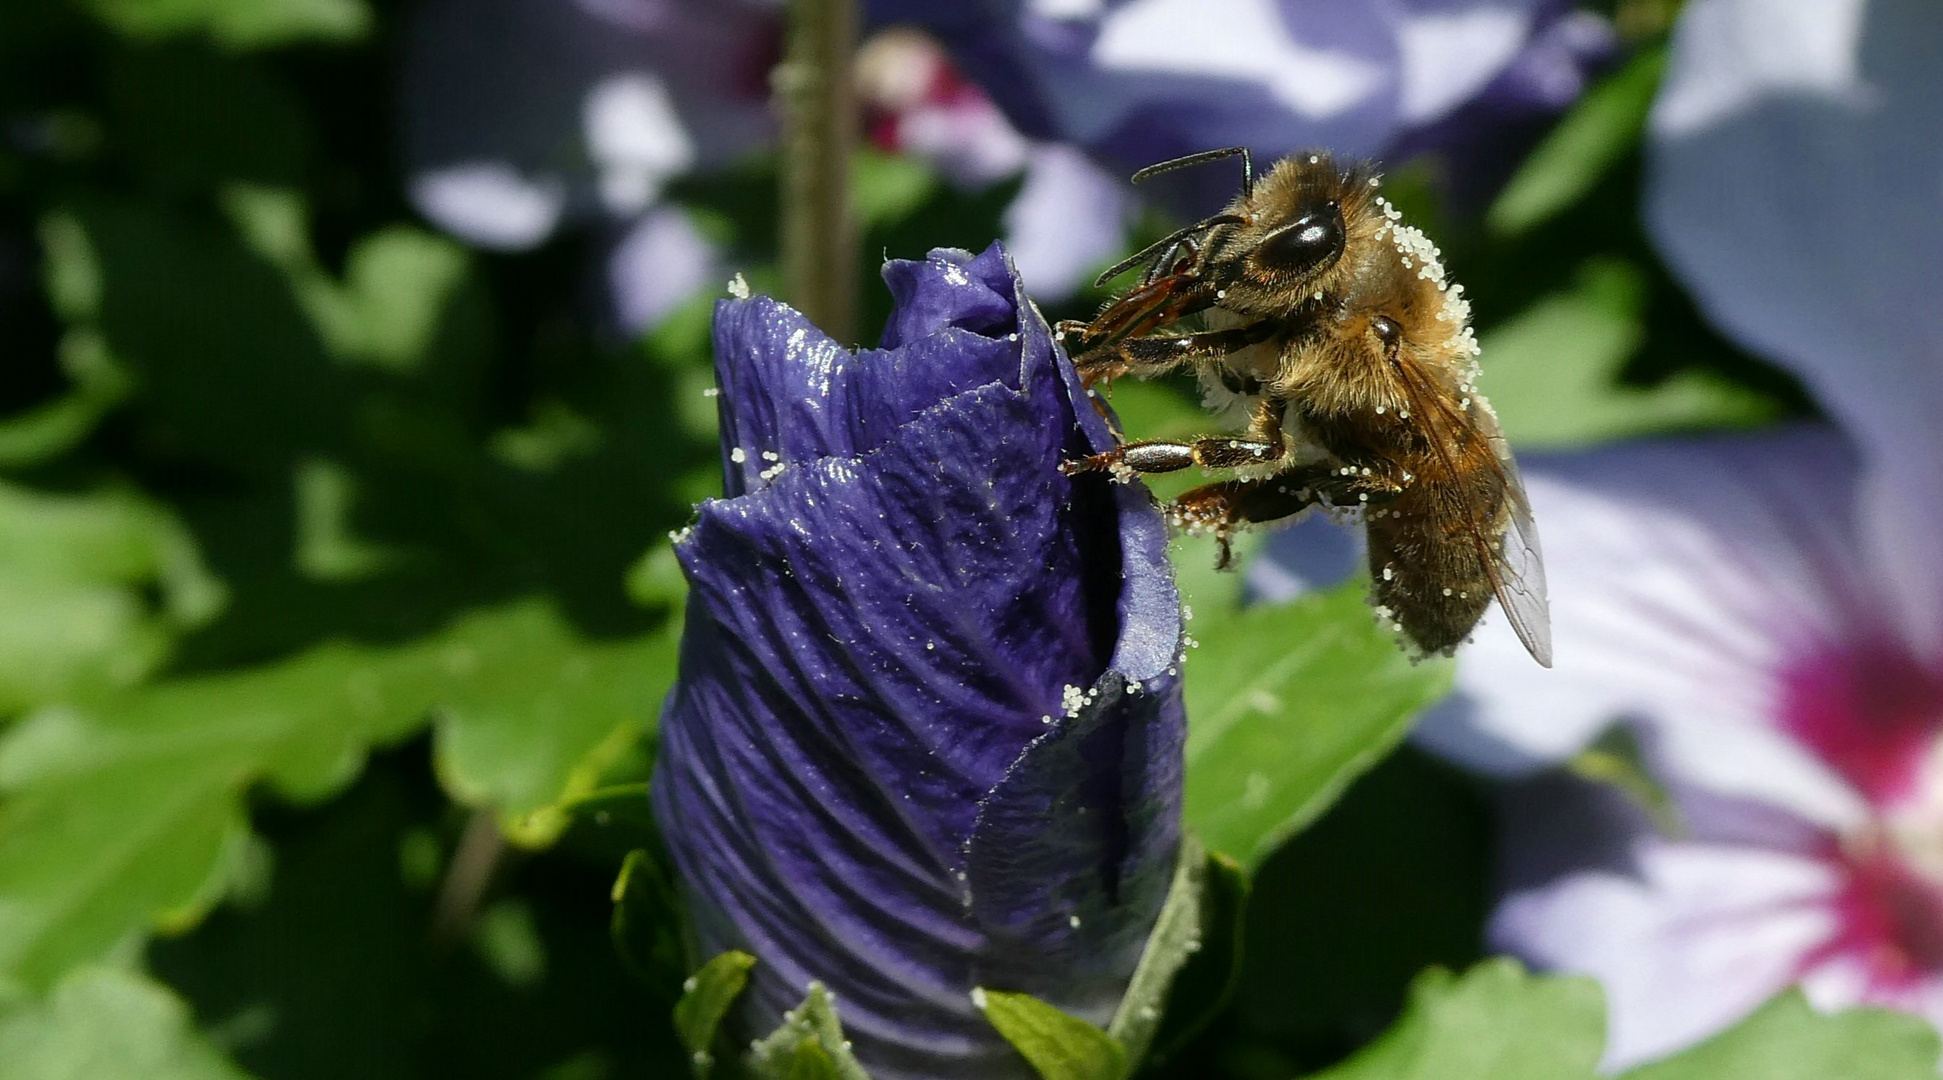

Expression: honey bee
xmin=1060 ymin=147 xmax=1552 ymax=667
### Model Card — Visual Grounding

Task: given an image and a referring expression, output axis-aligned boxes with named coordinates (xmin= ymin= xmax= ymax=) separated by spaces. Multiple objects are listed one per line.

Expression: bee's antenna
xmin=1131 ymin=147 xmax=1255 ymax=197
xmin=1092 ymin=213 xmax=1245 ymax=289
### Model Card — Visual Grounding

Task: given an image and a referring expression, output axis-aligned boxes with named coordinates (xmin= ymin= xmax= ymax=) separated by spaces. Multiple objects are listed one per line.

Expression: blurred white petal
xmin=1092 ymin=0 xmax=1388 ymax=120
xmin=1652 ymin=0 xmax=1871 ymax=136
xmin=1002 ymin=144 xmax=1131 ymax=302
xmin=1647 ymin=0 xmax=1943 ymax=655
xmin=1419 ymin=429 xmax=1873 ymax=830
xmin=409 ymin=164 xmax=566 ymax=250
xmin=1394 ymin=6 xmax=1531 ymax=124
xmin=404 ymin=0 xmax=772 ymax=243
xmin=584 ymin=73 xmax=697 ymax=215
xmin=1493 ymin=801 xmax=1842 ymax=1069
xmin=607 ymin=207 xmax=719 ymax=333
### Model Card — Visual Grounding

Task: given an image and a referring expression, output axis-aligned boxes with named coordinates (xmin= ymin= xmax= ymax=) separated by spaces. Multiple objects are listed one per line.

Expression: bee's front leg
xmin=1073 ymin=322 xmax=1278 ymax=388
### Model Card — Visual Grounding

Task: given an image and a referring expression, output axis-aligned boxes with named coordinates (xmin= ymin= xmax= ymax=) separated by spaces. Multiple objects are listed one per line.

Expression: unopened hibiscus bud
xmin=652 ymin=243 xmax=1187 ymax=1079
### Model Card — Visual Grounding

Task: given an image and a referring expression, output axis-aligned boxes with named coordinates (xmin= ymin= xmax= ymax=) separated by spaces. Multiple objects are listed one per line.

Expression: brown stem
xmin=432 ymin=809 xmax=504 ymax=946
xmin=776 ymin=0 xmax=859 ymax=344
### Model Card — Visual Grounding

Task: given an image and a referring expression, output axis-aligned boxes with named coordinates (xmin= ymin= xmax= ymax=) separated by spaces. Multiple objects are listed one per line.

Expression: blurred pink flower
xmin=1391 ymin=0 xmax=1943 ymax=1066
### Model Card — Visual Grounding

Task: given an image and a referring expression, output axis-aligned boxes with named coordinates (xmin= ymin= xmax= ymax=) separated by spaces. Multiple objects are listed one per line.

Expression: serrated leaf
xmin=1622 ymin=990 xmax=1941 ymax=1080
xmin=1487 ymin=48 xmax=1667 ymax=237
xmin=974 ymin=988 xmax=1128 ymax=1080
xmin=1182 ymin=581 xmax=1452 ymax=867
xmin=0 ymin=966 xmax=254 ymax=1080
xmin=674 ymin=951 xmax=756 ymax=1076
xmin=83 ymin=0 xmax=370 ymax=48
xmin=745 ymin=981 xmax=870 ymax=1080
xmin=1303 ymin=959 xmax=1605 ymax=1080
xmin=0 ymin=599 xmax=669 ymax=989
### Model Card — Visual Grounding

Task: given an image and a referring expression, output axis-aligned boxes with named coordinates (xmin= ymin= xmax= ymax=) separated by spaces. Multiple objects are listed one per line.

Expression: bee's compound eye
xmin=1370 ymin=315 xmax=1403 ymax=349
xmin=1257 ymin=205 xmax=1344 ymax=276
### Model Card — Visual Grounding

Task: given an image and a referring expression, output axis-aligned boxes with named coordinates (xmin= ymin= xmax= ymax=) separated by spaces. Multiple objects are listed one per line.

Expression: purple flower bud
xmin=651 ymin=243 xmax=1186 ymax=1079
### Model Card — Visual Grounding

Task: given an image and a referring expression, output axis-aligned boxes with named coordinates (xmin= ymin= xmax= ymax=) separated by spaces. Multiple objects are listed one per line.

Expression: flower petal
xmin=401 ymin=0 xmax=774 ymax=245
xmin=1646 ymin=0 xmax=1943 ymax=655
xmin=654 ymin=244 xmax=1184 ymax=1078
xmin=1492 ymin=775 xmax=1844 ymax=1069
xmin=1418 ymin=428 xmax=1873 ymax=830
xmin=1003 ymin=143 xmax=1134 ymax=303
xmin=605 ymin=207 xmax=720 ymax=334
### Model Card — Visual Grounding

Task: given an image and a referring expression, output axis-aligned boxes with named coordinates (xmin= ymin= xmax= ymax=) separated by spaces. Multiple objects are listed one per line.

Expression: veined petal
xmin=654 ymin=244 xmax=1184 ymax=1079
xmin=1420 ymin=428 xmax=1873 ymax=831
xmin=1492 ymin=775 xmax=1845 ymax=1069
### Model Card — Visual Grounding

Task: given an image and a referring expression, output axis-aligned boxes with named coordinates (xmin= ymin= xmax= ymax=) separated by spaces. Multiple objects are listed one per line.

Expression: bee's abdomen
xmin=1364 ymin=490 xmax=1495 ymax=658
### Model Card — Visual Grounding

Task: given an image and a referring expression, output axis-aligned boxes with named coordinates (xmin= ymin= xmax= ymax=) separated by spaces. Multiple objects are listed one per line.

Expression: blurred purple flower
xmin=857 ymin=28 xmax=1136 ymax=301
xmin=650 ymin=243 xmax=1185 ymax=1079
xmin=1377 ymin=0 xmax=1943 ymax=1066
xmin=401 ymin=0 xmax=777 ymax=329
xmin=871 ymin=0 xmax=1614 ymax=207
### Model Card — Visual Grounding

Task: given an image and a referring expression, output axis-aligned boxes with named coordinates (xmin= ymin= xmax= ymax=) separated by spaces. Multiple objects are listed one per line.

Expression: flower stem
xmin=777 ymin=0 xmax=859 ymax=344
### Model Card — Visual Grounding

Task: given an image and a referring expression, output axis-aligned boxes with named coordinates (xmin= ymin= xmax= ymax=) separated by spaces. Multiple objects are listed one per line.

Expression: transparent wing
xmin=1391 ymin=357 xmax=1553 ymax=667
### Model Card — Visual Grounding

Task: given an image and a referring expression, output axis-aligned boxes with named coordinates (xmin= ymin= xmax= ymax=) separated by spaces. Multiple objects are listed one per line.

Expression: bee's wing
xmin=1471 ymin=402 xmax=1552 ymax=667
xmin=1392 ymin=355 xmax=1554 ymax=667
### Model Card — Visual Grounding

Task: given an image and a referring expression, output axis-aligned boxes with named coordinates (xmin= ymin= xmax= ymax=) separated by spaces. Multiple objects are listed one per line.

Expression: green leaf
xmin=1622 ymin=991 xmax=1941 ymax=1080
xmin=1182 ymin=581 xmax=1452 ymax=867
xmin=430 ymin=602 xmax=678 ymax=845
xmin=611 ymin=844 xmax=687 ymax=991
xmin=223 ymin=186 xmax=470 ymax=373
xmin=1143 ymin=848 xmax=1248 ymax=1065
xmin=0 ymin=483 xmax=223 ymax=713
xmin=1303 ymin=959 xmax=1605 ymax=1080
xmin=975 ymin=989 xmax=1127 ymax=1080
xmin=745 ymin=981 xmax=869 ymax=1080
xmin=0 ymin=966 xmax=254 ymax=1080
xmin=1487 ymin=48 xmax=1667 ymax=237
xmin=674 ymin=951 xmax=756 ymax=1077
xmin=852 ymin=150 xmax=941 ymax=229
xmin=0 ymin=599 xmax=670 ymax=989
xmin=83 ymin=0 xmax=371 ymax=48
xmin=1106 ymin=834 xmax=1216 ymax=1068
xmin=1481 ymin=258 xmax=1781 ymax=449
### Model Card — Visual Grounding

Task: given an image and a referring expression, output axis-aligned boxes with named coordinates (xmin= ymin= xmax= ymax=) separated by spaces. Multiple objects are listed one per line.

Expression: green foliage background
xmin=0 ymin=2 xmax=1927 ymax=1079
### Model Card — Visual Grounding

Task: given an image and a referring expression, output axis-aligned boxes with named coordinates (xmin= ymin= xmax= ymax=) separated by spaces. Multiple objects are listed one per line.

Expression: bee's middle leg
xmin=1064 ymin=394 xmax=1286 ymax=478
xmin=1062 ymin=434 xmax=1287 ymax=478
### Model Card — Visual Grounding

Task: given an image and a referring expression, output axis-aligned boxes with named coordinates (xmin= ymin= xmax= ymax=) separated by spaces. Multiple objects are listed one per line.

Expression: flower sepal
xmin=745 ymin=983 xmax=871 ymax=1080
xmin=971 ymin=832 xmax=1246 ymax=1080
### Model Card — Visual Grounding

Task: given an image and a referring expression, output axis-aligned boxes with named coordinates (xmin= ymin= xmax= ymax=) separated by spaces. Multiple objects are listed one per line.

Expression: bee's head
xmin=1209 ymin=152 xmax=1377 ymax=314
